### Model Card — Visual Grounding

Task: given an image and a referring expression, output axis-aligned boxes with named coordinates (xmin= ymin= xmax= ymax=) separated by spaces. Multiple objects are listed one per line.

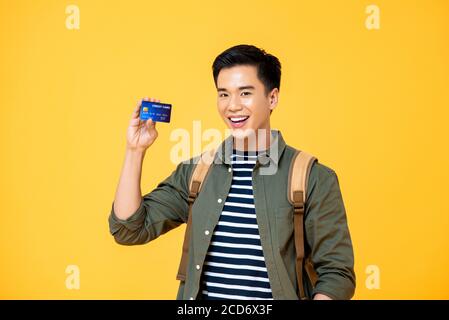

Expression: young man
xmin=109 ymin=45 xmax=356 ymax=300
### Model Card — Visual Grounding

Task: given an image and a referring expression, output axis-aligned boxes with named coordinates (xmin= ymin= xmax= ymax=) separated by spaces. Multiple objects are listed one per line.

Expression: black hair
xmin=212 ymin=44 xmax=281 ymax=96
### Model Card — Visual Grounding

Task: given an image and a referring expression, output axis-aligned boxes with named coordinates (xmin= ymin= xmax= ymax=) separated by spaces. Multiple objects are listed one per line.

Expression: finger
xmin=131 ymin=100 xmax=142 ymax=119
xmin=143 ymin=96 xmax=149 ymax=101
xmin=130 ymin=118 xmax=141 ymax=126
xmin=134 ymin=99 xmax=142 ymax=112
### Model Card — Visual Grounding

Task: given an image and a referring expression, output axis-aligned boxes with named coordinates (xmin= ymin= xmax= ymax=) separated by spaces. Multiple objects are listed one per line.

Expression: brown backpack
xmin=176 ymin=148 xmax=318 ymax=300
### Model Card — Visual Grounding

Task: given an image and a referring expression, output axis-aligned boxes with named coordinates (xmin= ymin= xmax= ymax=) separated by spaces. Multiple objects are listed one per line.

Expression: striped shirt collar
xmin=215 ymin=129 xmax=287 ymax=167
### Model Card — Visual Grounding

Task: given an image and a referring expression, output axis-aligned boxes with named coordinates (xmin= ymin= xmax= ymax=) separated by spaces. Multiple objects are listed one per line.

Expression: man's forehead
xmin=217 ymin=65 xmax=261 ymax=89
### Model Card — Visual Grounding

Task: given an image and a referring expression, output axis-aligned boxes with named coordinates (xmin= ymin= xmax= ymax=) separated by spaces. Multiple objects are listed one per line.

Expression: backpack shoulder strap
xmin=288 ymin=149 xmax=318 ymax=299
xmin=176 ymin=148 xmax=216 ymax=281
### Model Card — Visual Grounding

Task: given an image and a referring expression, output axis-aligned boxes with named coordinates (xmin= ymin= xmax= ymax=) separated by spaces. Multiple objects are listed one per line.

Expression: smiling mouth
xmin=228 ymin=116 xmax=250 ymax=123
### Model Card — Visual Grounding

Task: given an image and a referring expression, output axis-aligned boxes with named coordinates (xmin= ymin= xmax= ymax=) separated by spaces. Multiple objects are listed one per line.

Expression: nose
xmin=227 ymin=95 xmax=243 ymax=112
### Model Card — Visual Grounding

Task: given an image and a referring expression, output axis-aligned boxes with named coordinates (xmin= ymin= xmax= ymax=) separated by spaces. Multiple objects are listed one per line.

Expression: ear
xmin=269 ymin=88 xmax=279 ymax=111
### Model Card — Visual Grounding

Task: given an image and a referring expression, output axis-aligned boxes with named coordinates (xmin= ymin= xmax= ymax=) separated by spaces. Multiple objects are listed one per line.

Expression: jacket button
xmin=217 ymin=198 xmax=222 ymax=204
xmin=205 ymin=230 xmax=210 ymax=235
xmin=228 ymin=167 xmax=232 ymax=172
xmin=196 ymin=264 xmax=200 ymax=270
xmin=258 ymin=154 xmax=270 ymax=165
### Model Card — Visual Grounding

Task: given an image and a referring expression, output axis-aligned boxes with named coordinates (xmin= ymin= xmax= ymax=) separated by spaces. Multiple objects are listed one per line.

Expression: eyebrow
xmin=217 ymin=85 xmax=255 ymax=92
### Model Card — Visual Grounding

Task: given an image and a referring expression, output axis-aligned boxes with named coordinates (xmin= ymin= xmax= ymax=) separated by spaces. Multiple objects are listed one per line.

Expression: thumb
xmin=145 ymin=118 xmax=156 ymax=130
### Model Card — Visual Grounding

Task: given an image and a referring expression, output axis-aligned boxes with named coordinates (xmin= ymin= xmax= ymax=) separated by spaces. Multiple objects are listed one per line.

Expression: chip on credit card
xmin=140 ymin=100 xmax=172 ymax=123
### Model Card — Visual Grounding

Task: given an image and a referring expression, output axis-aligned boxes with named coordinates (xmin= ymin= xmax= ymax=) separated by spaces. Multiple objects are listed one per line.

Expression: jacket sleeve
xmin=304 ymin=161 xmax=356 ymax=300
xmin=108 ymin=161 xmax=192 ymax=245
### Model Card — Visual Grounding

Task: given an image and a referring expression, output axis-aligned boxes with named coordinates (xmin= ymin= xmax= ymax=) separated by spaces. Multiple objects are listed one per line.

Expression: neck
xmin=233 ymin=127 xmax=272 ymax=152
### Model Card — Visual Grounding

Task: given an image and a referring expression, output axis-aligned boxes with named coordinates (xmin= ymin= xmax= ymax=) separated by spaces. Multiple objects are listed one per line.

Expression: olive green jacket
xmin=108 ymin=130 xmax=356 ymax=300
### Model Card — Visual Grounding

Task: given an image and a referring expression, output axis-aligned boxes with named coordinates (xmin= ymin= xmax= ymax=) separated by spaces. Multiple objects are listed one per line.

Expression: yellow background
xmin=1 ymin=0 xmax=448 ymax=299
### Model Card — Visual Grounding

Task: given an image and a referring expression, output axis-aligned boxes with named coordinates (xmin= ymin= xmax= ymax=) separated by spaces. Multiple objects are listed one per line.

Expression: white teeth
xmin=229 ymin=116 xmax=249 ymax=122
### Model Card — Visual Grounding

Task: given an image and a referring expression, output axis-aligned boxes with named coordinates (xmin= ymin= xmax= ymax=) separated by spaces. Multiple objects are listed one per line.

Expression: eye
xmin=241 ymin=91 xmax=251 ymax=96
xmin=219 ymin=93 xmax=228 ymax=97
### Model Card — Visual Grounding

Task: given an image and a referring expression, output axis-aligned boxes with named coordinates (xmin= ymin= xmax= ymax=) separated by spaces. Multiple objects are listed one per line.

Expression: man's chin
xmin=230 ymin=127 xmax=256 ymax=138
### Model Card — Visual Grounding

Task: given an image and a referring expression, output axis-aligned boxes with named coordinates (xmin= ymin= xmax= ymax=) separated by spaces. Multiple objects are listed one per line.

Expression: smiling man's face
xmin=216 ymin=65 xmax=279 ymax=145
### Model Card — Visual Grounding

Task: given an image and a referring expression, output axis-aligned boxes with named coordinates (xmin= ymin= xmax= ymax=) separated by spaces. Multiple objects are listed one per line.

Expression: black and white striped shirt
xmin=200 ymin=148 xmax=273 ymax=300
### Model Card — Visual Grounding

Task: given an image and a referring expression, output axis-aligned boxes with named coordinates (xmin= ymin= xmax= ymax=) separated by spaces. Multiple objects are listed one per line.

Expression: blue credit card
xmin=140 ymin=101 xmax=172 ymax=123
